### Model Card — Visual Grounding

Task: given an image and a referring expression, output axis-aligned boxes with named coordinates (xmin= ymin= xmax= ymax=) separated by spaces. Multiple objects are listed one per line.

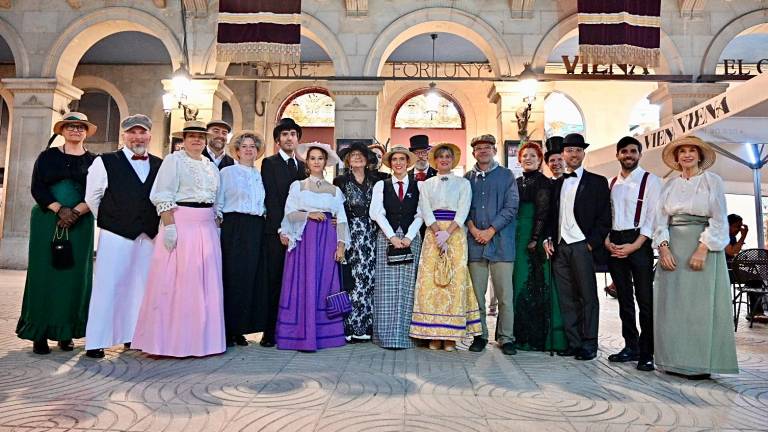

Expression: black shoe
xmin=33 ymin=339 xmax=50 ymax=355
xmin=575 ymin=349 xmax=597 ymax=361
xmin=501 ymin=342 xmax=517 ymax=356
xmin=226 ymin=337 xmax=235 ymax=347
xmin=235 ymin=335 xmax=248 ymax=346
xmin=557 ymin=348 xmax=577 ymax=357
xmin=57 ymin=340 xmax=74 ymax=351
xmin=608 ymin=348 xmax=639 ymax=363
xmin=123 ymin=342 xmax=131 ymax=349
xmin=85 ymin=349 xmax=105 ymax=358
xmin=259 ymin=339 xmax=276 ymax=348
xmin=468 ymin=336 xmax=487 ymax=352
xmin=636 ymin=358 xmax=655 ymax=371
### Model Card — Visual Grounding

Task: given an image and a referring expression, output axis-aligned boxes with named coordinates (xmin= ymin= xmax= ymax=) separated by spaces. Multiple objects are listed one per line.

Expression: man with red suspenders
xmin=605 ymin=136 xmax=662 ymax=372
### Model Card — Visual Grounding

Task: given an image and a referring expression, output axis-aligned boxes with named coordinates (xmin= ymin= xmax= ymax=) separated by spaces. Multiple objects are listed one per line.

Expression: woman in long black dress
xmin=16 ymin=112 xmax=97 ymax=354
xmin=333 ymin=142 xmax=378 ymax=342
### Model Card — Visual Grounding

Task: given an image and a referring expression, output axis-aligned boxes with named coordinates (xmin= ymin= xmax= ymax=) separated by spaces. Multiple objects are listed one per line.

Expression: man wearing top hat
xmin=543 ymin=133 xmax=611 ymax=361
xmin=203 ymin=119 xmax=235 ymax=170
xmin=83 ymin=114 xmax=162 ymax=358
xmin=605 ymin=136 xmax=661 ymax=372
xmin=544 ymin=136 xmax=565 ymax=180
xmin=260 ymin=118 xmax=307 ymax=347
xmin=408 ymin=135 xmax=437 ymax=181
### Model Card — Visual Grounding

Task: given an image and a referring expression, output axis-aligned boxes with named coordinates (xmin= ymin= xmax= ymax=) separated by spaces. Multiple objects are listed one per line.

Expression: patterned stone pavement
xmin=0 ymin=269 xmax=767 ymax=431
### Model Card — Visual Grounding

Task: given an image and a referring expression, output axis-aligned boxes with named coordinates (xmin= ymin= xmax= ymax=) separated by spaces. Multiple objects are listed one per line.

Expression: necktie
xmin=415 ymin=171 xmax=426 ymax=182
xmin=563 ymin=171 xmax=577 ymax=178
xmin=397 ymin=181 xmax=404 ymax=202
xmin=131 ymin=154 xmax=148 ymax=161
xmin=287 ymin=158 xmax=298 ymax=177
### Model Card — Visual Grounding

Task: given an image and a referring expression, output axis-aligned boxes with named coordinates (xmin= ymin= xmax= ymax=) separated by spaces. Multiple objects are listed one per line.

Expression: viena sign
xmin=642 ymin=94 xmax=730 ymax=149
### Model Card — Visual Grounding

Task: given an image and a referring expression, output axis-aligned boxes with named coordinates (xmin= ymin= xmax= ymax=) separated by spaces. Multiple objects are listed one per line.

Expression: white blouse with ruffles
xmin=150 ymin=151 xmax=219 ymax=214
xmin=418 ymin=173 xmax=472 ymax=226
xmin=215 ymin=162 xmax=266 ymax=218
xmin=652 ymin=171 xmax=729 ymax=251
xmin=279 ymin=178 xmax=350 ymax=251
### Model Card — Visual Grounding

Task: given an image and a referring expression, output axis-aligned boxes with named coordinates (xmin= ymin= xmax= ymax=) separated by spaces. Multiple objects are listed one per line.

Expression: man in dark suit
xmin=260 ymin=117 xmax=307 ymax=347
xmin=407 ymin=135 xmax=437 ymax=181
xmin=543 ymin=133 xmax=611 ymax=361
xmin=203 ymin=119 xmax=235 ymax=170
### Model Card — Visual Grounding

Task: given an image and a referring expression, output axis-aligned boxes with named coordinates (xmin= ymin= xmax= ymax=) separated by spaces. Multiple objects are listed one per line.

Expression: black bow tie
xmin=563 ymin=172 xmax=578 ymax=179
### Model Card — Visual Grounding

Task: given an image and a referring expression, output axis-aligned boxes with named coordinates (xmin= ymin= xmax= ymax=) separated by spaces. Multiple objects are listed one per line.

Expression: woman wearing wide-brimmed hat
xmin=369 ymin=145 xmax=423 ymax=349
xmin=276 ymin=142 xmax=349 ymax=351
xmin=652 ymin=135 xmax=738 ymax=379
xmin=216 ymin=130 xmax=268 ymax=347
xmin=17 ymin=112 xmax=98 ymax=355
xmin=132 ymin=120 xmax=226 ymax=357
xmin=333 ymin=141 xmax=378 ymax=342
xmin=409 ymin=142 xmax=481 ymax=351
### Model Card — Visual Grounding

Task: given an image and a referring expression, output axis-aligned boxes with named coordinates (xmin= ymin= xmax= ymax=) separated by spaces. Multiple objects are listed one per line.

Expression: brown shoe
xmin=443 ymin=341 xmax=456 ymax=352
xmin=428 ymin=340 xmax=442 ymax=350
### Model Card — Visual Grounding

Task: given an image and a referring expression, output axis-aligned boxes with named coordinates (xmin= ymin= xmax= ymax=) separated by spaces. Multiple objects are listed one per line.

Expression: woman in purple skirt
xmin=276 ymin=142 xmax=349 ymax=351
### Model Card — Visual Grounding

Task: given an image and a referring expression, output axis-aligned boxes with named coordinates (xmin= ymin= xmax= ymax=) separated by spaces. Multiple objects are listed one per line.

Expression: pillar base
xmin=0 ymin=235 xmax=29 ymax=269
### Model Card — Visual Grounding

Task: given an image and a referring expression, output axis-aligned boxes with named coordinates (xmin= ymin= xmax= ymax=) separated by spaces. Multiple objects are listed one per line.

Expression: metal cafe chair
xmin=731 ymin=248 xmax=768 ymax=331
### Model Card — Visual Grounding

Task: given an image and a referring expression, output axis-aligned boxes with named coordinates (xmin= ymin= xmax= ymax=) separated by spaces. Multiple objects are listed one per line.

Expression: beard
xmin=620 ymin=158 xmax=639 ymax=171
xmin=210 ymin=138 xmax=226 ymax=151
xmin=415 ymin=160 xmax=428 ymax=170
xmin=130 ymin=144 xmax=147 ymax=155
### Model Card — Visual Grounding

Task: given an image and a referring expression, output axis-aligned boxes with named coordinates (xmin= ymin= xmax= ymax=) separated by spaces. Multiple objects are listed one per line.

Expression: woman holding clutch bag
xmin=276 ymin=142 xmax=349 ymax=351
xmin=369 ymin=145 xmax=423 ymax=349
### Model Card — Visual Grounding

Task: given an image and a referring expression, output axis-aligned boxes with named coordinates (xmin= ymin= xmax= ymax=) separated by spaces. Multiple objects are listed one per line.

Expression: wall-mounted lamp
xmin=163 ymin=65 xmax=198 ymax=120
xmin=516 ymin=63 xmax=539 ymax=141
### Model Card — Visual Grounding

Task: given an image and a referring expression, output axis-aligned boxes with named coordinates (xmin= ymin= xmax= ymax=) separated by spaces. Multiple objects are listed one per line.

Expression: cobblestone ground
xmin=0 ymin=270 xmax=767 ymax=431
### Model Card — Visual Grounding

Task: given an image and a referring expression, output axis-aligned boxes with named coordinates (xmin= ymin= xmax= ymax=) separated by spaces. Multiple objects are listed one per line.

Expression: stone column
xmin=327 ymin=80 xmax=385 ymax=143
xmin=0 ymin=78 xmax=83 ymax=269
xmin=649 ymin=82 xmax=730 ymax=125
xmin=488 ymin=81 xmax=550 ymax=165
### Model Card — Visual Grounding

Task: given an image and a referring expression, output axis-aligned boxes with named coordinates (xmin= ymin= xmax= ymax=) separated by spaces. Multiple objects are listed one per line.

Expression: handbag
xmin=387 ymin=244 xmax=414 ymax=265
xmin=50 ymin=225 xmax=74 ymax=270
xmin=433 ymin=248 xmax=455 ymax=288
xmin=326 ymin=263 xmax=352 ymax=319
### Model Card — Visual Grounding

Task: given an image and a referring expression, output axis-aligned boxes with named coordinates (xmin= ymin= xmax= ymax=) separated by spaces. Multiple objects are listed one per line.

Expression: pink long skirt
xmin=132 ymin=207 xmax=226 ymax=357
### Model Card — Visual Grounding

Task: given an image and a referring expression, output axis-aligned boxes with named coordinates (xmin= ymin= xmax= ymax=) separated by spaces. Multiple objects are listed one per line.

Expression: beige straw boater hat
xmin=661 ymin=135 xmax=717 ymax=171
xmin=297 ymin=142 xmax=340 ymax=166
xmin=382 ymin=145 xmax=416 ymax=169
xmin=172 ymin=120 xmax=215 ymax=139
xmin=229 ymin=130 xmax=266 ymax=160
xmin=428 ymin=142 xmax=462 ymax=170
xmin=53 ymin=112 xmax=98 ymax=137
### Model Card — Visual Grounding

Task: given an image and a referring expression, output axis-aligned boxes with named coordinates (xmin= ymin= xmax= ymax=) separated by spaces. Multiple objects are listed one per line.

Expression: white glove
xmin=163 ymin=224 xmax=178 ymax=252
xmin=435 ymin=230 xmax=450 ymax=253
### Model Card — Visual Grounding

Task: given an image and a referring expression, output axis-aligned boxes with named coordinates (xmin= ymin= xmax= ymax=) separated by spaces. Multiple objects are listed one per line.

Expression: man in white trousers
xmin=84 ymin=114 xmax=162 ymax=358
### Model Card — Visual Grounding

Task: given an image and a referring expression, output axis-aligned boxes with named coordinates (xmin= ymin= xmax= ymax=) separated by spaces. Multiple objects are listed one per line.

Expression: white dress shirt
xmin=207 ymin=146 xmax=226 ymax=167
xmin=418 ymin=174 xmax=472 ymax=226
xmin=369 ymin=175 xmax=423 ymax=241
xmin=559 ymin=166 xmax=586 ymax=244
xmin=85 ymin=147 xmax=151 ymax=218
xmin=610 ymin=167 xmax=662 ymax=238
xmin=150 ymin=151 xmax=219 ymax=214
xmin=279 ymin=148 xmax=299 ymax=166
xmin=215 ymin=162 xmax=266 ymax=218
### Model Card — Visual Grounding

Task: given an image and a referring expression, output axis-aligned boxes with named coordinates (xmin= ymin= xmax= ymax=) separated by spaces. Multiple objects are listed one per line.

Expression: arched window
xmin=544 ymin=92 xmax=585 ymax=138
xmin=277 ymin=88 xmax=335 ymax=146
xmin=393 ymin=91 xmax=463 ymax=129
xmin=628 ymin=97 xmax=660 ymax=135
xmin=69 ymin=90 xmax=120 ymax=154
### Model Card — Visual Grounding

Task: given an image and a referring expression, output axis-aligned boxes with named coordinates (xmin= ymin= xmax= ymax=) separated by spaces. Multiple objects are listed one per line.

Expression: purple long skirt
xmin=276 ymin=218 xmax=346 ymax=351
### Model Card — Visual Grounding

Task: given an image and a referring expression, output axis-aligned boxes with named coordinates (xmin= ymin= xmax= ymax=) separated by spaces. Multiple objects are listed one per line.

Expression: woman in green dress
xmin=512 ymin=142 xmax=567 ymax=352
xmin=16 ymin=112 xmax=97 ymax=355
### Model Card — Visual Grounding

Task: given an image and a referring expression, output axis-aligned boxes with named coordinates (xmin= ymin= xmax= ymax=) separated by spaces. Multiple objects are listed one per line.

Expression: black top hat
xmin=408 ymin=135 xmax=430 ymax=151
xmin=338 ymin=141 xmax=375 ymax=164
xmin=562 ymin=133 xmax=589 ymax=149
xmin=616 ymin=136 xmax=641 ymax=152
xmin=544 ymin=136 xmax=564 ymax=160
xmin=273 ymin=117 xmax=303 ymax=141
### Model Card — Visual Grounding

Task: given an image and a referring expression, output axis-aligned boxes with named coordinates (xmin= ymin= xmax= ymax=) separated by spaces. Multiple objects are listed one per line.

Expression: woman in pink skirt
xmin=131 ymin=120 xmax=226 ymax=357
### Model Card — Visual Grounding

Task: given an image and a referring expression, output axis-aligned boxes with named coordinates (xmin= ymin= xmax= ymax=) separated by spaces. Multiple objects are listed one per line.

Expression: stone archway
xmin=363 ymin=8 xmax=513 ymax=77
xmin=531 ymin=13 xmax=685 ymax=75
xmin=71 ymin=75 xmax=129 ymax=121
xmin=699 ymin=9 xmax=768 ymax=77
xmin=41 ymin=7 xmax=183 ymax=84
xmin=0 ymin=17 xmax=29 ymax=77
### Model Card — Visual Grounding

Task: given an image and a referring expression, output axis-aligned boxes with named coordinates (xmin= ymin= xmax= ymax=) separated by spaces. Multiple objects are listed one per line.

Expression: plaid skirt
xmin=373 ymin=229 xmax=421 ymax=348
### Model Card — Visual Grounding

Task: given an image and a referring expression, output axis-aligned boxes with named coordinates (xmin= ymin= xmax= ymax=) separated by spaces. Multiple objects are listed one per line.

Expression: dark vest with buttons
xmin=97 ymin=150 xmax=162 ymax=240
xmin=383 ymin=175 xmax=420 ymax=233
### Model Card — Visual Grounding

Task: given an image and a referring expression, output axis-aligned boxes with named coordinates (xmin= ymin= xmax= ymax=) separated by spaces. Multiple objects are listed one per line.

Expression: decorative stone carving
xmin=345 ymin=0 xmax=368 ymax=17
xmin=509 ymin=0 xmax=535 ymax=19
xmin=22 ymin=95 xmax=43 ymax=106
xmin=343 ymin=97 xmax=368 ymax=109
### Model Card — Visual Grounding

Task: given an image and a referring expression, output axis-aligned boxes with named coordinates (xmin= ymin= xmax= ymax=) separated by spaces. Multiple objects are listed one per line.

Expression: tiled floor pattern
xmin=0 ymin=270 xmax=766 ymax=431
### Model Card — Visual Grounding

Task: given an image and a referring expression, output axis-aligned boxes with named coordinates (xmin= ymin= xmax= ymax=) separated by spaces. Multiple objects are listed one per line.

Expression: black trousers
xmin=263 ymin=233 xmax=287 ymax=343
xmin=553 ymin=240 xmax=600 ymax=352
xmin=608 ymin=230 xmax=654 ymax=359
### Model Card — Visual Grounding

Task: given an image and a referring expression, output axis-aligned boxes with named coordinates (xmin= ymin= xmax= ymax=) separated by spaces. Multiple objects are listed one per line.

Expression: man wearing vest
xmin=83 ymin=114 xmax=162 ymax=358
xmin=203 ymin=119 xmax=235 ymax=170
xmin=605 ymin=136 xmax=661 ymax=371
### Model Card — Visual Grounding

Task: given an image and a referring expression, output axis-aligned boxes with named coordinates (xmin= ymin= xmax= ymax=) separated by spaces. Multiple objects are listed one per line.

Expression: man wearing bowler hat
xmin=204 ymin=119 xmax=235 ymax=170
xmin=543 ymin=133 xmax=611 ymax=361
xmin=408 ymin=135 xmax=437 ymax=181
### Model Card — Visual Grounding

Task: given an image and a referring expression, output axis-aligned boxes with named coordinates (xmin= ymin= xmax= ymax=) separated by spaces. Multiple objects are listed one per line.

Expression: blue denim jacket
xmin=464 ymin=164 xmax=519 ymax=262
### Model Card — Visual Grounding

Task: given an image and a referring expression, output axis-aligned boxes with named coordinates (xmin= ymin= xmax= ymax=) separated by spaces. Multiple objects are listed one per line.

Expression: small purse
xmin=387 ymin=245 xmax=414 ymax=265
xmin=50 ymin=226 xmax=74 ymax=270
xmin=326 ymin=264 xmax=352 ymax=319
xmin=433 ymin=248 xmax=455 ymax=288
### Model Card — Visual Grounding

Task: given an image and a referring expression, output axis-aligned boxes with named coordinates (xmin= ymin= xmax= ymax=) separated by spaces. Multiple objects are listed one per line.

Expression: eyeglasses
xmin=473 ymin=145 xmax=494 ymax=152
xmin=64 ymin=124 xmax=88 ymax=132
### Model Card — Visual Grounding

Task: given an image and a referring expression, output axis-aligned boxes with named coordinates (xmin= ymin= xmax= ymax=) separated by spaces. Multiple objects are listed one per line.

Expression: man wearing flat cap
xmin=203 ymin=119 xmax=235 ymax=170
xmin=260 ymin=117 xmax=307 ymax=347
xmin=408 ymin=135 xmax=437 ymax=181
xmin=84 ymin=114 xmax=162 ymax=358
xmin=465 ymin=134 xmax=519 ymax=355
xmin=605 ymin=136 xmax=661 ymax=372
xmin=543 ymin=133 xmax=611 ymax=361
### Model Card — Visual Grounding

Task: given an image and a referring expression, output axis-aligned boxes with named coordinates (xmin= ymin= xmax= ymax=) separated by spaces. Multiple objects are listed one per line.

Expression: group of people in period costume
xmin=15 ymin=110 xmax=740 ymax=380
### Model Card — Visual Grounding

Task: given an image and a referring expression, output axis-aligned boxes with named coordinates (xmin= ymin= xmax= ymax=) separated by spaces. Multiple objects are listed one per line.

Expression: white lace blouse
xmin=652 ymin=171 xmax=729 ymax=251
xmin=279 ymin=178 xmax=350 ymax=251
xmin=418 ymin=173 xmax=472 ymax=226
xmin=150 ymin=151 xmax=219 ymax=214
xmin=215 ymin=162 xmax=266 ymax=218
